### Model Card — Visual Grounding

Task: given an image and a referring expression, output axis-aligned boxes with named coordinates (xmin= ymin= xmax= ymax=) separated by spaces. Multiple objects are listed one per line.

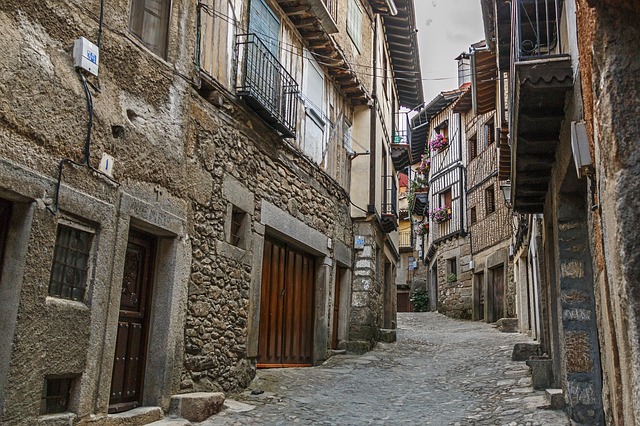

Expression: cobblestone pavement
xmin=201 ymin=313 xmax=570 ymax=425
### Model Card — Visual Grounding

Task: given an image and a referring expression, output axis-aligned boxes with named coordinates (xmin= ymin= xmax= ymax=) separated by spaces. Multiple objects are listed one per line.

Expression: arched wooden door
xmin=258 ymin=238 xmax=315 ymax=367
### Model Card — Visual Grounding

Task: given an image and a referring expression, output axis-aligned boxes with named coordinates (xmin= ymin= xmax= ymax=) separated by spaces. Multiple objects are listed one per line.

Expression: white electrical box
xmin=73 ymin=37 xmax=99 ymax=76
xmin=99 ymin=153 xmax=114 ymax=177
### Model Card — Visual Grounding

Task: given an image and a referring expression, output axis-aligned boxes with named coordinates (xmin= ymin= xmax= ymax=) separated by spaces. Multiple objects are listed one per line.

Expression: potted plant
xmin=418 ymin=154 xmax=431 ymax=175
xmin=430 ymin=206 xmax=451 ymax=223
xmin=416 ymin=221 xmax=429 ymax=236
xmin=429 ymin=133 xmax=448 ymax=152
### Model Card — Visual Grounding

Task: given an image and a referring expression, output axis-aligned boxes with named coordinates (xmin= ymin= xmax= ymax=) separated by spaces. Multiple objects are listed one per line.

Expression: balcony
xmin=410 ymin=192 xmax=428 ymax=216
xmin=399 ymin=230 xmax=413 ymax=252
xmin=236 ymin=34 xmax=299 ymax=138
xmin=509 ymin=0 xmax=572 ymax=213
xmin=391 ymin=111 xmax=411 ymax=170
xmin=381 ymin=175 xmax=398 ymax=233
xmin=274 ymin=0 xmax=369 ymax=105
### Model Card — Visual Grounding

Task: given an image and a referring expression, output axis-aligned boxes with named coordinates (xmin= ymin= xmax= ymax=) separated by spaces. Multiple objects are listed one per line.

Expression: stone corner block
xmin=511 ymin=343 xmax=541 ymax=361
xmin=545 ymin=388 xmax=565 ymax=409
xmin=169 ymin=392 xmax=226 ymax=422
xmin=378 ymin=328 xmax=397 ymax=343
xmin=496 ymin=318 xmax=518 ymax=333
xmin=107 ymin=406 xmax=164 ymax=425
xmin=526 ymin=358 xmax=554 ymax=390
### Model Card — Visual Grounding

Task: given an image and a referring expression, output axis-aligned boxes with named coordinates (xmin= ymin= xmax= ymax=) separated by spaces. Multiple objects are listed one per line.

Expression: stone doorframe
xmin=98 ymin=192 xmax=190 ymax=413
xmin=247 ymin=200 xmax=345 ymax=365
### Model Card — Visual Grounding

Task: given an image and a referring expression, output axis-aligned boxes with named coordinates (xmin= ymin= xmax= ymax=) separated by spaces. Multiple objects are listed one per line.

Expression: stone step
xmin=146 ymin=418 xmax=191 ymax=426
xmin=545 ymin=388 xmax=565 ymax=409
xmin=495 ymin=318 xmax=519 ymax=333
xmin=107 ymin=406 xmax=164 ymax=425
xmin=512 ymin=343 xmax=542 ymax=361
xmin=168 ymin=392 xmax=225 ymax=423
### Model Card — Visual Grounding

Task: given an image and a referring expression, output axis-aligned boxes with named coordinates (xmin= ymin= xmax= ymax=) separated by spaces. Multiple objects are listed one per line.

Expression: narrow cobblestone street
xmin=192 ymin=313 xmax=570 ymax=425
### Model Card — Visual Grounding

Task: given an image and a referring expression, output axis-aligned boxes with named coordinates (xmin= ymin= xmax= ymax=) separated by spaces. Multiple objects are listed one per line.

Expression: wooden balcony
xmin=275 ymin=0 xmax=369 ymax=105
xmin=398 ymin=230 xmax=413 ymax=252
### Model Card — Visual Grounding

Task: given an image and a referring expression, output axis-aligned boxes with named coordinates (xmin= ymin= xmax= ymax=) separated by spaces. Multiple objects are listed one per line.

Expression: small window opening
xmin=230 ymin=207 xmax=248 ymax=249
xmin=41 ymin=377 xmax=73 ymax=415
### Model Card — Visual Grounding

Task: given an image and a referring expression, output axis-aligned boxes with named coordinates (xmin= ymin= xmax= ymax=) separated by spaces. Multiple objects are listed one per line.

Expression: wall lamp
xmin=500 ymin=180 xmax=512 ymax=208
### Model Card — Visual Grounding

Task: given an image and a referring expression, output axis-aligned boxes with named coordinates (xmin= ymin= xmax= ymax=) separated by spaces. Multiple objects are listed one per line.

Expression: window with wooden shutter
xmin=347 ymin=0 xmax=362 ymax=51
xmin=486 ymin=121 xmax=495 ymax=145
xmin=129 ymin=0 xmax=171 ymax=58
xmin=470 ymin=206 xmax=477 ymax=224
xmin=442 ymin=188 xmax=452 ymax=209
xmin=485 ymin=186 xmax=496 ymax=215
xmin=469 ymin=134 xmax=477 ymax=160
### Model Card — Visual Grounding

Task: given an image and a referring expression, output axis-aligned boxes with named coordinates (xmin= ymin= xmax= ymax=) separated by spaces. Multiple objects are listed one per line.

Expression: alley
xmin=194 ymin=313 xmax=569 ymax=425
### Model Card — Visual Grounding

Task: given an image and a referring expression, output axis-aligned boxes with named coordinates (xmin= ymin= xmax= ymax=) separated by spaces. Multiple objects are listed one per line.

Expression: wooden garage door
xmin=258 ymin=238 xmax=315 ymax=367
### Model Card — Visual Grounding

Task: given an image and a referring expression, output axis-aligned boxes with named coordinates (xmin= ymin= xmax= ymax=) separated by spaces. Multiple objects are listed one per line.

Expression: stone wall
xmin=575 ymin=2 xmax=640 ymax=424
xmin=431 ymin=236 xmax=472 ymax=319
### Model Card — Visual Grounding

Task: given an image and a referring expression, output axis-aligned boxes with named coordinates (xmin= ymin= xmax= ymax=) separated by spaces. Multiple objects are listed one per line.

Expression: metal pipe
xmin=385 ymin=0 xmax=398 ymax=16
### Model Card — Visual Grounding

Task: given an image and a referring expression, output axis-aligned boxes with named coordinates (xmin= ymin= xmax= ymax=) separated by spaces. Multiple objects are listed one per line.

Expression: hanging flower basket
xmin=429 ymin=134 xmax=448 ymax=152
xmin=416 ymin=221 xmax=429 ymax=236
xmin=418 ymin=154 xmax=431 ymax=175
xmin=431 ymin=206 xmax=452 ymax=223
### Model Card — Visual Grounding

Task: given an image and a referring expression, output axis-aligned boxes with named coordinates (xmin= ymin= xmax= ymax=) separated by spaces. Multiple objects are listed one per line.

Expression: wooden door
xmin=331 ymin=267 xmax=343 ymax=349
xmin=258 ymin=238 xmax=315 ymax=367
xmin=492 ymin=266 xmax=504 ymax=321
xmin=0 ymin=199 xmax=11 ymax=280
xmin=109 ymin=231 xmax=156 ymax=413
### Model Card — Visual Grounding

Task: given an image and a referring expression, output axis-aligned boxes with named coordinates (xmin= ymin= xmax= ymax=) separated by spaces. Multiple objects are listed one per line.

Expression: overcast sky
xmin=414 ymin=0 xmax=485 ymax=103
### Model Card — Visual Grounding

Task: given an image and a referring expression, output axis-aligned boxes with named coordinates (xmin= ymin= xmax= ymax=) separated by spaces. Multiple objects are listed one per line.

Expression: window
xmin=469 ymin=134 xmax=477 ymax=160
xmin=303 ymin=53 xmax=326 ymax=163
xmin=347 ymin=0 xmax=362 ymax=50
xmin=486 ymin=121 xmax=495 ymax=145
xmin=49 ymin=224 xmax=93 ymax=302
xmin=470 ymin=206 xmax=477 ymax=225
xmin=485 ymin=186 xmax=496 ymax=215
xmin=129 ymin=0 xmax=171 ymax=59
xmin=41 ymin=377 xmax=73 ymax=414
xmin=441 ymin=188 xmax=452 ymax=209
xmin=447 ymin=257 xmax=457 ymax=282
xmin=342 ymin=119 xmax=352 ymax=151
xmin=229 ymin=206 xmax=248 ymax=249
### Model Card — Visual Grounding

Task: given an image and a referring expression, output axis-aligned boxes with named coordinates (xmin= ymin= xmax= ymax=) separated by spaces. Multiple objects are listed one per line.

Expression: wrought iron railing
xmin=236 ymin=33 xmax=299 ymax=138
xmin=382 ymin=175 xmax=398 ymax=217
xmin=394 ymin=111 xmax=411 ymax=145
xmin=323 ymin=0 xmax=338 ymax=23
xmin=513 ymin=0 xmax=561 ymax=62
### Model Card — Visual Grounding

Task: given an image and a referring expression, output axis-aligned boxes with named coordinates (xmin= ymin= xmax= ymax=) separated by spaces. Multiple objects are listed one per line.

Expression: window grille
xmin=485 ymin=186 xmax=496 ymax=215
xmin=49 ymin=224 xmax=93 ymax=302
xmin=41 ymin=377 xmax=73 ymax=414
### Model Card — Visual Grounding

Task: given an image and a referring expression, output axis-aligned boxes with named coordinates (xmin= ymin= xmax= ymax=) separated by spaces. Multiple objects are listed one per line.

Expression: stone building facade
xmin=481 ymin=0 xmax=640 ymax=423
xmin=410 ymin=60 xmax=514 ymax=320
xmin=0 ymin=0 xmax=422 ymax=424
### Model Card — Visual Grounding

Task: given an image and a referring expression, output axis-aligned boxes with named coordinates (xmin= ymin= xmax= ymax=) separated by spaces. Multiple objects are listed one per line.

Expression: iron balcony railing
xmin=393 ymin=111 xmax=411 ymax=145
xmin=513 ymin=0 xmax=561 ymax=62
xmin=236 ymin=33 xmax=298 ymax=138
xmin=382 ymin=175 xmax=398 ymax=217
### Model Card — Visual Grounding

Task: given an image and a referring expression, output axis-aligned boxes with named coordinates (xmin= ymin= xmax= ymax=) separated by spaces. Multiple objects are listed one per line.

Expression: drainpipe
xmin=368 ymin=16 xmax=378 ymax=214
xmin=458 ymin=113 xmax=465 ymax=235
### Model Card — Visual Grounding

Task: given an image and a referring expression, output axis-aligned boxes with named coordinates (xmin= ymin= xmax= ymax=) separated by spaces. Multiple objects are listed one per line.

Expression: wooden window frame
xmin=486 ymin=121 xmax=495 ymax=145
xmin=485 ymin=186 xmax=496 ymax=215
xmin=470 ymin=206 xmax=477 ymax=225
xmin=469 ymin=134 xmax=478 ymax=161
xmin=129 ymin=0 xmax=172 ymax=59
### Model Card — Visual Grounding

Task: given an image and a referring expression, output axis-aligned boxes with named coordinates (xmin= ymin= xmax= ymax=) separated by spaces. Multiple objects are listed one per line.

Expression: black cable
xmin=79 ymin=73 xmax=94 ymax=165
xmin=97 ymin=0 xmax=105 ymax=48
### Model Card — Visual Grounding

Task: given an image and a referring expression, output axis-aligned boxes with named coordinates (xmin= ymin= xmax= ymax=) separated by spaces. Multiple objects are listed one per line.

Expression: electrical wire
xmin=197 ymin=4 xmax=482 ymax=83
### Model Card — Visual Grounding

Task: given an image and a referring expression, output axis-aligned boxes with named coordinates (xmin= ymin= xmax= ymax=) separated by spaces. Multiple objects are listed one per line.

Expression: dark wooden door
xmin=258 ymin=238 xmax=315 ymax=367
xmin=492 ymin=266 xmax=504 ymax=321
xmin=0 ymin=199 xmax=11 ymax=280
xmin=331 ymin=267 xmax=343 ymax=350
xmin=109 ymin=230 xmax=156 ymax=413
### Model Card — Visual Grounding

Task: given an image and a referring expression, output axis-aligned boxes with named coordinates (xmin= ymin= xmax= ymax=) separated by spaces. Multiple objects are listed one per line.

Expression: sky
xmin=413 ymin=0 xmax=486 ymax=103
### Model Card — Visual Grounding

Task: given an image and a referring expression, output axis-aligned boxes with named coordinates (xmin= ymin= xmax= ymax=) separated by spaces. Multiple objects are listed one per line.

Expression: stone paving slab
xmin=196 ymin=313 xmax=570 ymax=425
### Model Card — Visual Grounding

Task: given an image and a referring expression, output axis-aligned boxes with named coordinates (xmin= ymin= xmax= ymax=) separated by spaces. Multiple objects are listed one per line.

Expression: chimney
xmin=456 ymin=52 xmax=471 ymax=87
